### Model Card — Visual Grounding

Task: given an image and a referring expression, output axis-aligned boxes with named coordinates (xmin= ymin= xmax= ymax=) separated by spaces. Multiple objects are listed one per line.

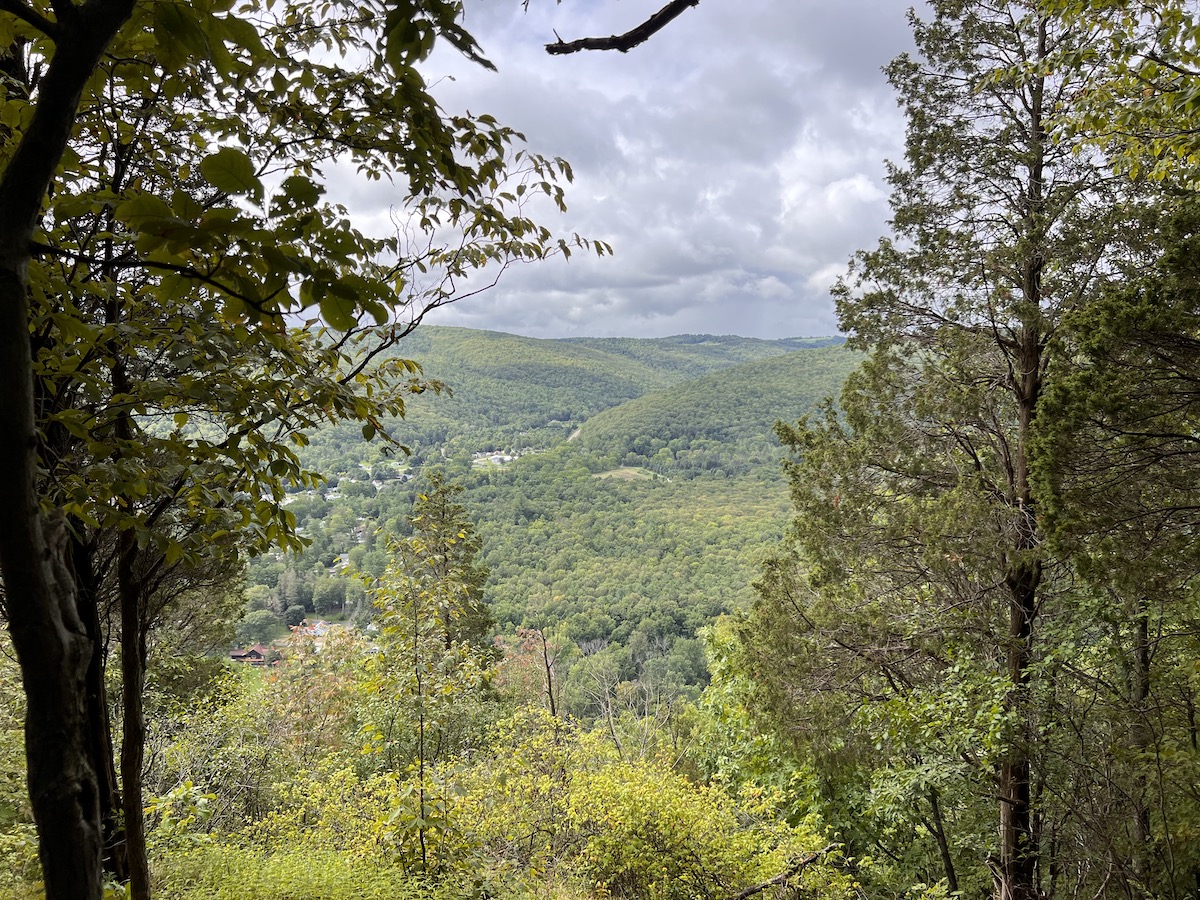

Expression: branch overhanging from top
xmin=544 ymin=0 xmax=699 ymax=55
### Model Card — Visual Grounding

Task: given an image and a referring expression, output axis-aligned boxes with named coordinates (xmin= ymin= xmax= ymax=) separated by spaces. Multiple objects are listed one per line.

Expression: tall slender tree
xmin=365 ymin=473 xmax=493 ymax=872
xmin=738 ymin=2 xmax=1158 ymax=896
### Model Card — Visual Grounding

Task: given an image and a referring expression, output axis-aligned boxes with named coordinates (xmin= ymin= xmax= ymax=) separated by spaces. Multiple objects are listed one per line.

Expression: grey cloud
xmin=339 ymin=0 xmax=915 ymax=339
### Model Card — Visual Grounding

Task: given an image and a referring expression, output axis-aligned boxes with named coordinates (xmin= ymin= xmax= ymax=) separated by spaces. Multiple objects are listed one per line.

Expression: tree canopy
xmin=732 ymin=1 xmax=1187 ymax=896
xmin=0 ymin=0 xmax=604 ymax=895
xmin=1046 ymin=0 xmax=1200 ymax=181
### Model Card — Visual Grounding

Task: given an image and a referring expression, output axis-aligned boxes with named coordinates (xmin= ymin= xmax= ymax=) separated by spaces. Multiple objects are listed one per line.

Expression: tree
xmin=314 ymin=577 xmax=349 ymax=615
xmin=738 ymin=2 xmax=1157 ymax=896
xmin=0 ymin=1 xmax=602 ymax=896
xmin=1030 ymin=198 xmax=1200 ymax=894
xmin=405 ymin=472 xmax=493 ymax=649
xmin=1045 ymin=0 xmax=1200 ymax=181
xmin=363 ymin=473 xmax=494 ymax=872
xmin=236 ymin=609 xmax=282 ymax=647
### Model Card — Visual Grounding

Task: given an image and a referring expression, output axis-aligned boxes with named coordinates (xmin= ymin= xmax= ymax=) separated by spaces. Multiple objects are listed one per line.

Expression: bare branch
xmin=545 ymin=0 xmax=698 ymax=55
xmin=724 ymin=844 xmax=839 ymax=900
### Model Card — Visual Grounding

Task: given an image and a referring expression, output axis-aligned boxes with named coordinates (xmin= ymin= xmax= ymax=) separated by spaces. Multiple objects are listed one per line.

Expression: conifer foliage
xmin=736 ymin=2 xmax=1190 ymax=897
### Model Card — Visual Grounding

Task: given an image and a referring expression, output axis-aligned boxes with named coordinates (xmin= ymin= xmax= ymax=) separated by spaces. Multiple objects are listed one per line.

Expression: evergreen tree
xmin=364 ymin=473 xmax=494 ymax=871
xmin=738 ymin=2 xmax=1159 ymax=896
xmin=403 ymin=472 xmax=494 ymax=651
xmin=1032 ymin=198 xmax=1200 ymax=893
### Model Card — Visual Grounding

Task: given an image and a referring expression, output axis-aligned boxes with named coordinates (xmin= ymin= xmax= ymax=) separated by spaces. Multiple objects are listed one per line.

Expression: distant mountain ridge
xmin=401 ymin=327 xmax=844 ymax=388
xmin=381 ymin=327 xmax=846 ymax=456
xmin=574 ymin=346 xmax=854 ymax=445
xmin=560 ymin=332 xmax=844 ymax=381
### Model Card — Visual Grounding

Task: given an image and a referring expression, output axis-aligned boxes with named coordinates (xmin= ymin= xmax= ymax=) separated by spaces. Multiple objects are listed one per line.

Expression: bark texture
xmin=0 ymin=1 xmax=137 ymax=897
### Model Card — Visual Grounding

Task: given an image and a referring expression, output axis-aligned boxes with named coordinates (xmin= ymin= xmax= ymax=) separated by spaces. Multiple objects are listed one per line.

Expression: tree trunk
xmin=998 ymin=21 xmax=1048 ymax=898
xmin=998 ymin=325 xmax=1045 ymax=900
xmin=0 ymin=264 xmax=104 ymax=900
xmin=1000 ymin=567 xmax=1039 ymax=900
xmin=1130 ymin=599 xmax=1151 ymax=894
xmin=119 ymin=528 xmax=152 ymax=900
xmin=926 ymin=786 xmax=958 ymax=894
xmin=538 ymin=629 xmax=558 ymax=718
xmin=73 ymin=535 xmax=129 ymax=880
xmin=0 ymin=3 xmax=138 ymax=897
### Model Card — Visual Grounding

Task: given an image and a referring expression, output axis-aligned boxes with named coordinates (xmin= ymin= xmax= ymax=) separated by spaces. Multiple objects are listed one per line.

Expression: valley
xmin=244 ymin=327 xmax=859 ymax=705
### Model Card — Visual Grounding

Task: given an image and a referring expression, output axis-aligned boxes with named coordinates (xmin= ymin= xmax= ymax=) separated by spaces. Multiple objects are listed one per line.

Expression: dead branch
xmin=545 ymin=0 xmax=699 ymax=55
xmin=725 ymin=844 xmax=840 ymax=900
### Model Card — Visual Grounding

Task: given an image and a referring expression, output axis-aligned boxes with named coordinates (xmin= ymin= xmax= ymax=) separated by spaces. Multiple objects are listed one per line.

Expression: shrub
xmin=153 ymin=846 xmax=456 ymax=900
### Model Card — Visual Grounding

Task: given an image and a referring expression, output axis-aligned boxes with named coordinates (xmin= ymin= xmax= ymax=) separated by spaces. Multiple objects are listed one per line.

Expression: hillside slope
xmin=302 ymin=326 xmax=844 ymax=467
xmin=253 ymin=328 xmax=858 ymax=695
xmin=573 ymin=345 xmax=860 ymax=476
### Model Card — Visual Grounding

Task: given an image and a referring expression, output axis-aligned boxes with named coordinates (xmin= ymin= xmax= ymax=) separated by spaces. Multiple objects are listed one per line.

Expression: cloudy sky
xmin=350 ymin=1 xmax=915 ymax=339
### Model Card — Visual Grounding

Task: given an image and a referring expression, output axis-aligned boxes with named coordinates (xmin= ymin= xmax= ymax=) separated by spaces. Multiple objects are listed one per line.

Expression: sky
xmin=341 ymin=0 xmax=915 ymax=340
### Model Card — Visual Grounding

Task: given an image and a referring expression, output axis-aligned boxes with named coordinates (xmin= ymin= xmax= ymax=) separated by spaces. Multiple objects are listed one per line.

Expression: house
xmin=230 ymin=643 xmax=273 ymax=665
xmin=291 ymin=619 xmax=332 ymax=638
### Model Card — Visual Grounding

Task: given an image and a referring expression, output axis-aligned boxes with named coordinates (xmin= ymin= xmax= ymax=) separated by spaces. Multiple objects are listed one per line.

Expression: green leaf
xmin=318 ymin=295 xmax=358 ymax=332
xmin=154 ymin=2 xmax=210 ymax=71
xmin=216 ymin=14 xmax=267 ymax=61
xmin=199 ymin=147 xmax=263 ymax=203
xmin=116 ymin=193 xmax=176 ymax=228
xmin=278 ymin=175 xmax=322 ymax=208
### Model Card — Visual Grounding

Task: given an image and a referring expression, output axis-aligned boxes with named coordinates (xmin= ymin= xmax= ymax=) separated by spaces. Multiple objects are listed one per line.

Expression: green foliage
xmin=148 ymin=635 xmax=368 ymax=831
xmin=0 ymin=641 xmax=36 ymax=889
xmin=363 ymin=476 xmax=495 ymax=765
xmin=1043 ymin=0 xmax=1200 ymax=183
xmin=574 ymin=346 xmax=858 ymax=477
xmin=135 ymin=654 xmax=857 ymax=900
xmin=1030 ymin=196 xmax=1200 ymax=892
xmin=144 ymin=782 xmax=217 ymax=855
xmin=244 ymin=331 xmax=854 ymax=714
xmin=393 ymin=473 xmax=493 ymax=649
xmin=303 ymin=326 xmax=839 ymax=462
xmin=243 ymin=761 xmax=479 ymax=876
xmin=453 ymin=710 xmax=853 ymax=900
xmin=567 ymin=762 xmax=824 ymax=900
xmin=726 ymin=2 xmax=1175 ymax=896
xmin=153 ymin=846 xmax=459 ymax=900
xmin=473 ymin=460 xmax=793 ymax=655
xmin=1035 ymin=198 xmax=1200 ymax=570
xmin=235 ymin=609 xmax=284 ymax=646
xmin=352 ymin=478 xmax=500 ymax=877
xmin=1 ymin=0 xmax=606 ymax=884
xmin=26 ymin=0 xmax=603 ymax=574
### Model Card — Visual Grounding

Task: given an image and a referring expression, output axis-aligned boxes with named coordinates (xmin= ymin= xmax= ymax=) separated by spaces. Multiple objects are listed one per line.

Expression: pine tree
xmin=1032 ymin=198 xmax=1200 ymax=893
xmin=401 ymin=472 xmax=494 ymax=652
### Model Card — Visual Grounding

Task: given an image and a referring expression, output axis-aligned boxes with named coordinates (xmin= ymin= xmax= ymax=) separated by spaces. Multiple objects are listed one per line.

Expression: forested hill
xmin=562 ymin=332 xmax=844 ymax=377
xmin=300 ymin=325 xmax=846 ymax=467
xmin=573 ymin=346 xmax=854 ymax=477
xmin=252 ymin=327 xmax=857 ymax=699
xmin=399 ymin=326 xmax=842 ymax=385
xmin=393 ymin=327 xmax=845 ymax=452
